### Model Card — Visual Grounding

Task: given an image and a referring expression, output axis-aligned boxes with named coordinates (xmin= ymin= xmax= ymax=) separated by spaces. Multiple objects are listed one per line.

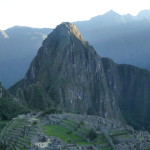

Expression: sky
xmin=0 ymin=0 xmax=150 ymax=30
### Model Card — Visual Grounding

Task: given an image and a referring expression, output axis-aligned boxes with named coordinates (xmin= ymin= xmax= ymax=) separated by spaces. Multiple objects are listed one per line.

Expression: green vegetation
xmin=99 ymin=145 xmax=113 ymax=150
xmin=0 ymin=98 xmax=29 ymax=120
xmin=24 ymin=84 xmax=52 ymax=110
xmin=137 ymin=136 xmax=144 ymax=140
xmin=42 ymin=124 xmax=90 ymax=145
xmin=43 ymin=125 xmax=86 ymax=143
xmin=86 ymin=129 xmax=98 ymax=141
xmin=75 ymin=141 xmax=92 ymax=146
xmin=0 ymin=121 xmax=8 ymax=131
xmin=41 ymin=108 xmax=62 ymax=116
xmin=0 ymin=118 xmax=37 ymax=149
xmin=109 ymin=130 xmax=128 ymax=136
xmin=42 ymin=119 xmax=113 ymax=150
xmin=24 ymin=140 xmax=31 ymax=146
xmin=96 ymin=134 xmax=108 ymax=144
xmin=62 ymin=119 xmax=90 ymax=137
xmin=64 ymin=119 xmax=78 ymax=125
xmin=93 ymin=133 xmax=113 ymax=150
xmin=0 ymin=145 xmax=7 ymax=149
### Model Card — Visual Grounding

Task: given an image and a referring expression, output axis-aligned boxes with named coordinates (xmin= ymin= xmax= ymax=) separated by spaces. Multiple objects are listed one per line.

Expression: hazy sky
xmin=1 ymin=0 xmax=150 ymax=30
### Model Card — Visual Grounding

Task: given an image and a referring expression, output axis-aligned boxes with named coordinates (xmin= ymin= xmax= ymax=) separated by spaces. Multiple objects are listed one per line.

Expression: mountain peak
xmin=138 ymin=9 xmax=150 ymax=15
xmin=15 ymin=22 xmax=122 ymax=120
xmin=137 ymin=9 xmax=150 ymax=20
xmin=54 ymin=22 xmax=83 ymax=41
xmin=104 ymin=10 xmax=120 ymax=16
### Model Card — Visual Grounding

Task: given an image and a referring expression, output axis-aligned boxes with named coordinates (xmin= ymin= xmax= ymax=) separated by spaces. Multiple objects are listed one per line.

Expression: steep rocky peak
xmin=54 ymin=22 xmax=83 ymax=41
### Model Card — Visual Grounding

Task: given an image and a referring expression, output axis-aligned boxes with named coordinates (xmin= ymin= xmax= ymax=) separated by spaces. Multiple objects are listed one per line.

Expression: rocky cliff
xmin=102 ymin=58 xmax=150 ymax=130
xmin=10 ymin=23 xmax=150 ymax=130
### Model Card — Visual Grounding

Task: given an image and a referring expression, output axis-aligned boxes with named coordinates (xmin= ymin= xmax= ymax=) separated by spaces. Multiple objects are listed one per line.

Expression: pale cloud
xmin=0 ymin=0 xmax=150 ymax=29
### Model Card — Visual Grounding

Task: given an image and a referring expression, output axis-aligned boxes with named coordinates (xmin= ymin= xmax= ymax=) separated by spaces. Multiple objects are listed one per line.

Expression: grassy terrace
xmin=0 ymin=121 xmax=8 ymax=132
xmin=64 ymin=119 xmax=78 ymax=125
xmin=42 ymin=119 xmax=113 ymax=150
xmin=109 ymin=130 xmax=129 ymax=136
xmin=42 ymin=124 xmax=91 ymax=145
xmin=0 ymin=118 xmax=37 ymax=150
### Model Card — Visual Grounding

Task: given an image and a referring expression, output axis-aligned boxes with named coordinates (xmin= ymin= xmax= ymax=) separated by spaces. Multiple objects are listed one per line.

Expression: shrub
xmin=86 ymin=129 xmax=98 ymax=141
xmin=41 ymin=108 xmax=62 ymax=116
xmin=0 ymin=98 xmax=29 ymax=121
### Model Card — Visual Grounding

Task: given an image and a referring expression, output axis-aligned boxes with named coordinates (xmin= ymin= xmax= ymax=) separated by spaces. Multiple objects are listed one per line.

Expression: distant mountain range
xmin=74 ymin=9 xmax=150 ymax=70
xmin=0 ymin=26 xmax=52 ymax=88
xmin=1 ymin=9 xmax=150 ymax=88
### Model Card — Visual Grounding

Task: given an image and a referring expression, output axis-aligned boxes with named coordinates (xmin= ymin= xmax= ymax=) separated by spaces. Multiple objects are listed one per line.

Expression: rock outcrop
xmin=102 ymin=58 xmax=150 ymax=130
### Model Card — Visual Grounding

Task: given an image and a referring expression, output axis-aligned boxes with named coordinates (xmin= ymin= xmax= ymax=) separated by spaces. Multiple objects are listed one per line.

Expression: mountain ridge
xmin=74 ymin=10 xmax=150 ymax=70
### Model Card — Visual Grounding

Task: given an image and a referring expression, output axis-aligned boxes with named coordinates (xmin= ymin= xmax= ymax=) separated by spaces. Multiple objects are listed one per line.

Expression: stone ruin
xmin=42 ymin=113 xmax=150 ymax=150
xmin=1 ymin=112 xmax=150 ymax=150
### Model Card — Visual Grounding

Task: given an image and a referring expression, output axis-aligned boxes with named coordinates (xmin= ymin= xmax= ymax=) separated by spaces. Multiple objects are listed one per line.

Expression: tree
xmin=86 ymin=129 xmax=97 ymax=141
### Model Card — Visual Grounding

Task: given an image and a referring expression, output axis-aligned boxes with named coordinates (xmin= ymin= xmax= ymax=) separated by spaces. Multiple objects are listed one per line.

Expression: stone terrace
xmin=44 ymin=113 xmax=150 ymax=150
xmin=0 ymin=116 xmax=39 ymax=150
